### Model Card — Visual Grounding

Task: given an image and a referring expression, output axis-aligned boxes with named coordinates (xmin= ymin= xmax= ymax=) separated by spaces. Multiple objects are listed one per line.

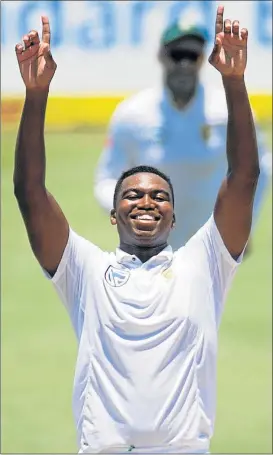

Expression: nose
xmin=178 ymin=59 xmax=197 ymax=70
xmin=180 ymin=59 xmax=193 ymax=67
xmin=137 ymin=194 xmax=155 ymax=209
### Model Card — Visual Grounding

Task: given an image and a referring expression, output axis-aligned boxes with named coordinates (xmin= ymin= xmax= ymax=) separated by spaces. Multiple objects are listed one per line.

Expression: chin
xmin=132 ymin=229 xmax=162 ymax=246
xmin=134 ymin=239 xmax=160 ymax=248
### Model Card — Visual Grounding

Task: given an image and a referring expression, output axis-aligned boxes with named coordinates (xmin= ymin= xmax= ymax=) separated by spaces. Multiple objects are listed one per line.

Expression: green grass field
xmin=1 ymin=127 xmax=272 ymax=453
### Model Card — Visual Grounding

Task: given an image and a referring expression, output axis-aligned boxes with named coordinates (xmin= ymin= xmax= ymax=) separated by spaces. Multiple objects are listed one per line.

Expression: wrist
xmin=222 ymin=75 xmax=245 ymax=87
xmin=25 ymin=88 xmax=49 ymax=101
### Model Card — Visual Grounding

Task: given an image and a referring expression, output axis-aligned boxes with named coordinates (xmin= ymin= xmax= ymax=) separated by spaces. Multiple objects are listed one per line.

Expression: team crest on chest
xmin=201 ymin=124 xmax=211 ymax=142
xmin=162 ymin=267 xmax=174 ymax=280
xmin=105 ymin=266 xmax=130 ymax=287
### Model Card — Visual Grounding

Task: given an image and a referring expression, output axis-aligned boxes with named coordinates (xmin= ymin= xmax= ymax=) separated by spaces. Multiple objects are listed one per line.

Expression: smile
xmin=130 ymin=212 xmax=160 ymax=222
xmin=135 ymin=214 xmax=157 ymax=221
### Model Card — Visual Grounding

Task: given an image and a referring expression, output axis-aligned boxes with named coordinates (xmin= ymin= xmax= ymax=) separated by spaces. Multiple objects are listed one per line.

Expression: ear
xmin=110 ymin=208 xmax=117 ymax=226
xmin=171 ymin=213 xmax=176 ymax=229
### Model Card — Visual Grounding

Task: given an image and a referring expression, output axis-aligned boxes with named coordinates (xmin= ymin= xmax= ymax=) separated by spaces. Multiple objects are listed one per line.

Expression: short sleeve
xmin=43 ymin=228 xmax=104 ymax=339
xmin=184 ymin=214 xmax=246 ymax=327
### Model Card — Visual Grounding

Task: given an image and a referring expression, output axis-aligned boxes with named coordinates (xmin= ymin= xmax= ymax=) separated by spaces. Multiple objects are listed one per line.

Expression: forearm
xmin=13 ymin=89 xmax=49 ymax=194
xmin=223 ymin=76 xmax=260 ymax=177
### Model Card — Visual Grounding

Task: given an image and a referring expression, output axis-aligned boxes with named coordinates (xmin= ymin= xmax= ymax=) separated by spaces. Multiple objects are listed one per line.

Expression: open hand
xmin=15 ymin=16 xmax=57 ymax=90
xmin=209 ymin=5 xmax=248 ymax=78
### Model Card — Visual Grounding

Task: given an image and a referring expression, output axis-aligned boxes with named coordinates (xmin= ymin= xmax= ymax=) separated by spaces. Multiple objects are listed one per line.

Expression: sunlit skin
xmin=110 ymin=173 xmax=176 ymax=263
xmin=13 ymin=7 xmax=259 ymax=450
xmin=14 ymin=6 xmax=256 ymax=269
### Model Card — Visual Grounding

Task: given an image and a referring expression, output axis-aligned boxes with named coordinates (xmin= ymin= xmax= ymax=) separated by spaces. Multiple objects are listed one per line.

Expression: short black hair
xmin=113 ymin=165 xmax=175 ymax=208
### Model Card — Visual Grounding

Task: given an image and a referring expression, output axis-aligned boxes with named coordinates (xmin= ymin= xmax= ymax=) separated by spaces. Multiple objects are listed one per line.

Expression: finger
xmin=224 ymin=19 xmax=232 ymax=34
xmin=232 ymin=20 xmax=240 ymax=37
xmin=28 ymin=30 xmax=40 ymax=46
xmin=22 ymin=34 xmax=31 ymax=49
xmin=15 ymin=43 xmax=24 ymax=55
xmin=41 ymin=16 xmax=51 ymax=45
xmin=208 ymin=36 xmax=222 ymax=64
xmin=42 ymin=43 xmax=56 ymax=70
xmin=241 ymin=28 xmax=248 ymax=41
xmin=215 ymin=5 xmax=224 ymax=35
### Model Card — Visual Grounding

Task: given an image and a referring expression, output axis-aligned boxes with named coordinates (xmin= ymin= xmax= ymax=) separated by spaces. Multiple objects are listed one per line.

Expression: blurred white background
xmin=1 ymin=0 xmax=272 ymax=95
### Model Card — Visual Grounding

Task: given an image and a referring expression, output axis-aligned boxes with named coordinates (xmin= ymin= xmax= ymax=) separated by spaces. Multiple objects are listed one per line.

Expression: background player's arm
xmin=94 ymin=110 xmax=136 ymax=212
xmin=13 ymin=17 xmax=69 ymax=276
xmin=251 ymin=126 xmax=271 ymax=226
xmin=209 ymin=6 xmax=260 ymax=258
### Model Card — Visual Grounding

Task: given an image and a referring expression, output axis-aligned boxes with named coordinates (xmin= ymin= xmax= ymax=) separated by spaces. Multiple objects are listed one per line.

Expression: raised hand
xmin=15 ymin=16 xmax=57 ymax=90
xmin=209 ymin=5 xmax=248 ymax=78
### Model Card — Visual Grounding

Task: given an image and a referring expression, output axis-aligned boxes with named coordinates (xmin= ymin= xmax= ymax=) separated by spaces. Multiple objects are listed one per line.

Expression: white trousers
xmin=80 ymin=446 xmax=209 ymax=454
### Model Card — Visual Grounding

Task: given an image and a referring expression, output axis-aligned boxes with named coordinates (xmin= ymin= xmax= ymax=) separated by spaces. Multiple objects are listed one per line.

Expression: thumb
xmin=42 ymin=43 xmax=56 ymax=69
xmin=208 ymin=36 xmax=222 ymax=64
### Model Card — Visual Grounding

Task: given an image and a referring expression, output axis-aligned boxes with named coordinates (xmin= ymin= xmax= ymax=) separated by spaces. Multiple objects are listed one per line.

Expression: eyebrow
xmin=121 ymin=187 xmax=171 ymax=198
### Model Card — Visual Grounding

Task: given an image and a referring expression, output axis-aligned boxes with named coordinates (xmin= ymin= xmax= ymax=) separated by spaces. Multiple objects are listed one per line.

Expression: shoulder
xmin=111 ymin=87 xmax=163 ymax=127
xmin=44 ymin=228 xmax=111 ymax=287
xmin=173 ymin=216 xmax=216 ymax=267
xmin=176 ymin=214 xmax=243 ymax=269
xmin=64 ymin=228 xmax=110 ymax=270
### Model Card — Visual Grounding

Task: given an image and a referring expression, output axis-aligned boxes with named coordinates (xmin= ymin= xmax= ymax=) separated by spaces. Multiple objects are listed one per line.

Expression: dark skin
xmin=159 ymin=23 xmax=252 ymax=259
xmin=158 ymin=35 xmax=205 ymax=109
xmin=110 ymin=173 xmax=175 ymax=263
xmin=14 ymin=6 xmax=259 ymax=274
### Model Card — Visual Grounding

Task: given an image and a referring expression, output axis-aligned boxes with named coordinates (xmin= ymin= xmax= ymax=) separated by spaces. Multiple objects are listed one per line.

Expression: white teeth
xmin=136 ymin=215 xmax=155 ymax=220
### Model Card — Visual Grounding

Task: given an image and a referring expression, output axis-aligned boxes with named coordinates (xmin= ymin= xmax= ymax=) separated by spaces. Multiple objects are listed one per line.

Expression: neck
xmin=119 ymin=242 xmax=168 ymax=263
xmin=171 ymin=86 xmax=197 ymax=109
xmin=165 ymin=81 xmax=198 ymax=110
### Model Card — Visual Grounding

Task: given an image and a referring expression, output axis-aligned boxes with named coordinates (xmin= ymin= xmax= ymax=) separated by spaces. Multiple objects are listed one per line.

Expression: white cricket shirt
xmin=46 ymin=215 xmax=244 ymax=453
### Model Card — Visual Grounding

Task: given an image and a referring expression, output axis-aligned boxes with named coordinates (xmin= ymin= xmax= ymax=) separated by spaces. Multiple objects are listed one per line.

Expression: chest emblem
xmin=105 ymin=266 xmax=130 ymax=287
xmin=201 ymin=124 xmax=211 ymax=142
xmin=162 ymin=267 xmax=174 ymax=280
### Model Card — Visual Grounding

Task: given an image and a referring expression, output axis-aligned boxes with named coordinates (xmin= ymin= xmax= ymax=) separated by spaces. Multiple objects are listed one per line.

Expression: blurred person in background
xmin=94 ymin=18 xmax=271 ymax=252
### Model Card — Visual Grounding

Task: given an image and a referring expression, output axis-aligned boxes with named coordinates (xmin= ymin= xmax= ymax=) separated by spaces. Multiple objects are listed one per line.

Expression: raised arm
xmin=208 ymin=6 xmax=260 ymax=258
xmin=13 ymin=17 xmax=69 ymax=275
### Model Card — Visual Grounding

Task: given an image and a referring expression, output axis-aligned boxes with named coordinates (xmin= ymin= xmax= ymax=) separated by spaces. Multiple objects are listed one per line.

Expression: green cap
xmin=161 ymin=20 xmax=209 ymax=46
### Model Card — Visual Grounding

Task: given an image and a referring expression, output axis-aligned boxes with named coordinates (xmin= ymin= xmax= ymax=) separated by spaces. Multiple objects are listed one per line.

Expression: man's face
xmin=160 ymin=35 xmax=205 ymax=97
xmin=111 ymin=173 xmax=175 ymax=247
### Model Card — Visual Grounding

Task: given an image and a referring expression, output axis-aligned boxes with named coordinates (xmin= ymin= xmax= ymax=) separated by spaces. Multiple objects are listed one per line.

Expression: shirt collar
xmin=115 ymin=245 xmax=173 ymax=268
